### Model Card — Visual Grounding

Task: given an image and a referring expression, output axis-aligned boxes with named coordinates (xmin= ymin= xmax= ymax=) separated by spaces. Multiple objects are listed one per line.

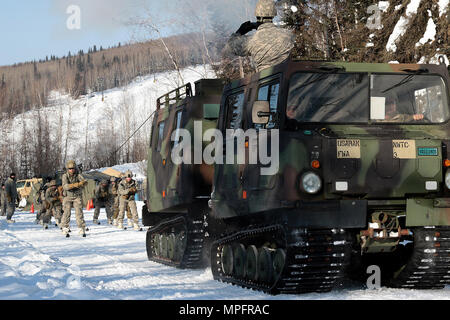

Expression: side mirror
xmin=252 ymin=101 xmax=271 ymax=124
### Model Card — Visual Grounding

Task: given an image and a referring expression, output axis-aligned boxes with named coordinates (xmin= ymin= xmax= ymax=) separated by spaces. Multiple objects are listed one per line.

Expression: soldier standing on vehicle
xmin=5 ymin=173 xmax=18 ymax=223
xmin=45 ymin=180 xmax=63 ymax=228
xmin=117 ymin=170 xmax=141 ymax=231
xmin=61 ymin=160 xmax=88 ymax=237
xmin=93 ymin=179 xmax=113 ymax=225
xmin=226 ymin=0 xmax=295 ymax=73
xmin=0 ymin=184 xmax=6 ymax=216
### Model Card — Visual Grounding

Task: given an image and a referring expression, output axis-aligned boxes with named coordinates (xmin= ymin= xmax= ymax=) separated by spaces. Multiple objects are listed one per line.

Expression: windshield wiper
xmin=381 ymin=74 xmax=414 ymax=93
xmin=381 ymin=69 xmax=429 ymax=94
xmin=318 ymin=97 xmax=344 ymax=107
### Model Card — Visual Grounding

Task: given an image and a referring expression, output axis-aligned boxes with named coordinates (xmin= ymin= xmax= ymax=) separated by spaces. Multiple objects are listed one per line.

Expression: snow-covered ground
xmin=0 ymin=208 xmax=449 ymax=300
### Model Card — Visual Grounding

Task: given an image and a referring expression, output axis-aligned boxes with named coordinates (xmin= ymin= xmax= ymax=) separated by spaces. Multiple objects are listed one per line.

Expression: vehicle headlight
xmin=445 ymin=170 xmax=450 ymax=189
xmin=301 ymin=172 xmax=322 ymax=194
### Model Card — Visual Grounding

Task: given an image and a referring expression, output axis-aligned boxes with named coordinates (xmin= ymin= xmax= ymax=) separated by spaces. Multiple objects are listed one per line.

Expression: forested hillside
xmin=0 ymin=33 xmax=217 ymax=120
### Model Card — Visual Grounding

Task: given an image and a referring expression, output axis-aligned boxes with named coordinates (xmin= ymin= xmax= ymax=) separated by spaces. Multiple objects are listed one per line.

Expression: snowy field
xmin=0 ymin=206 xmax=449 ymax=301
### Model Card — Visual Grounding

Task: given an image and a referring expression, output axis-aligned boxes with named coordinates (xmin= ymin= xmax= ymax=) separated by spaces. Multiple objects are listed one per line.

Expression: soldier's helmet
xmin=101 ymin=179 xmax=108 ymax=185
xmin=125 ymin=170 xmax=133 ymax=178
xmin=49 ymin=180 xmax=57 ymax=187
xmin=255 ymin=0 xmax=277 ymax=18
xmin=66 ymin=160 xmax=76 ymax=170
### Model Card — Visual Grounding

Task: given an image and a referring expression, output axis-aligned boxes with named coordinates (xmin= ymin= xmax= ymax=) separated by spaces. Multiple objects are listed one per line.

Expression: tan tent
xmin=101 ymin=168 xmax=122 ymax=178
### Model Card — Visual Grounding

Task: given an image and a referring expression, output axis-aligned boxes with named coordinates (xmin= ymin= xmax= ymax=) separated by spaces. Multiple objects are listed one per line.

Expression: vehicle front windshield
xmin=287 ymin=72 xmax=449 ymax=124
xmin=287 ymin=73 xmax=369 ymax=123
xmin=16 ymin=181 xmax=26 ymax=188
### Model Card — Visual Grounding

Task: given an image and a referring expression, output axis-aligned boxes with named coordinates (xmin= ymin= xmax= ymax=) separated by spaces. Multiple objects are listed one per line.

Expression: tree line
xmin=0 ymin=33 xmax=216 ymax=121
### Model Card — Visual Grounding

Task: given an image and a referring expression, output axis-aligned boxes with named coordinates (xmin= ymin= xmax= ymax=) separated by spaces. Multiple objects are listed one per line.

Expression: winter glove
xmin=128 ymin=187 xmax=137 ymax=195
xmin=235 ymin=21 xmax=258 ymax=35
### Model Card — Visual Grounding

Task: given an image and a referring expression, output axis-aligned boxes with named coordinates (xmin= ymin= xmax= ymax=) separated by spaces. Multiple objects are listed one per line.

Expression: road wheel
xmin=273 ymin=248 xmax=286 ymax=280
xmin=167 ymin=233 xmax=176 ymax=260
xmin=233 ymin=243 xmax=246 ymax=279
xmin=258 ymin=247 xmax=274 ymax=283
xmin=221 ymin=244 xmax=234 ymax=276
xmin=246 ymin=245 xmax=259 ymax=281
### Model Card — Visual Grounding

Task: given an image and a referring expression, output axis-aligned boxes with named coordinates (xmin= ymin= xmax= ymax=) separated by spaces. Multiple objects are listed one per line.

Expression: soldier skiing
xmin=61 ymin=160 xmax=88 ymax=237
xmin=226 ymin=0 xmax=295 ymax=73
xmin=5 ymin=173 xmax=18 ymax=223
xmin=117 ymin=170 xmax=142 ymax=231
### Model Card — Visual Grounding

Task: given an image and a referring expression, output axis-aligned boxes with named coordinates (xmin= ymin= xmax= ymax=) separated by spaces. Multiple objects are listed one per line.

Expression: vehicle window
xmin=225 ymin=92 xmax=245 ymax=129
xmin=156 ymin=121 xmax=165 ymax=152
xmin=371 ymin=74 xmax=449 ymax=123
xmin=255 ymin=82 xmax=280 ymax=129
xmin=172 ymin=110 xmax=183 ymax=148
xmin=287 ymin=73 xmax=369 ymax=123
xmin=16 ymin=181 xmax=26 ymax=188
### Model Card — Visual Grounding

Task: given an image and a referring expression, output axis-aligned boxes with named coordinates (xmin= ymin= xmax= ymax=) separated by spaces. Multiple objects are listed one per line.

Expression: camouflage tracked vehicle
xmin=144 ymin=79 xmax=225 ymax=268
xmin=146 ymin=57 xmax=450 ymax=294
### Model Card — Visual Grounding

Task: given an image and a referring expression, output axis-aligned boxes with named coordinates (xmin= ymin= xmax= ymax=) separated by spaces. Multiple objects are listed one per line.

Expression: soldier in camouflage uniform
xmin=35 ymin=178 xmax=51 ymax=225
xmin=112 ymin=174 xmax=133 ymax=226
xmin=61 ymin=160 xmax=88 ymax=237
xmin=226 ymin=0 xmax=295 ymax=72
xmin=93 ymin=179 xmax=113 ymax=225
xmin=108 ymin=177 xmax=119 ymax=225
xmin=117 ymin=170 xmax=141 ymax=230
xmin=5 ymin=173 xmax=18 ymax=223
xmin=45 ymin=180 xmax=63 ymax=227
xmin=0 ymin=184 xmax=6 ymax=216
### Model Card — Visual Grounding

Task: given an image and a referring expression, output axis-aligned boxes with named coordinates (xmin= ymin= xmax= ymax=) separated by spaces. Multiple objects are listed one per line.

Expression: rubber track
xmin=211 ymin=225 xmax=351 ymax=295
xmin=146 ymin=215 xmax=206 ymax=269
xmin=390 ymin=227 xmax=450 ymax=289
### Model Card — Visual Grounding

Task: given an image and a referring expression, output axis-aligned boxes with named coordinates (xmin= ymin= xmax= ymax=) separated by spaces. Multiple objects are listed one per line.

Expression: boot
xmin=6 ymin=219 xmax=15 ymax=224
xmin=113 ymin=219 xmax=118 ymax=226
xmin=43 ymin=223 xmax=48 ymax=230
xmin=117 ymin=223 xmax=124 ymax=229
xmin=93 ymin=219 xmax=100 ymax=225
xmin=107 ymin=219 xmax=112 ymax=225
xmin=78 ymin=228 xmax=86 ymax=237
xmin=62 ymin=227 xmax=70 ymax=237
xmin=128 ymin=220 xmax=134 ymax=228
xmin=133 ymin=223 xmax=142 ymax=231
